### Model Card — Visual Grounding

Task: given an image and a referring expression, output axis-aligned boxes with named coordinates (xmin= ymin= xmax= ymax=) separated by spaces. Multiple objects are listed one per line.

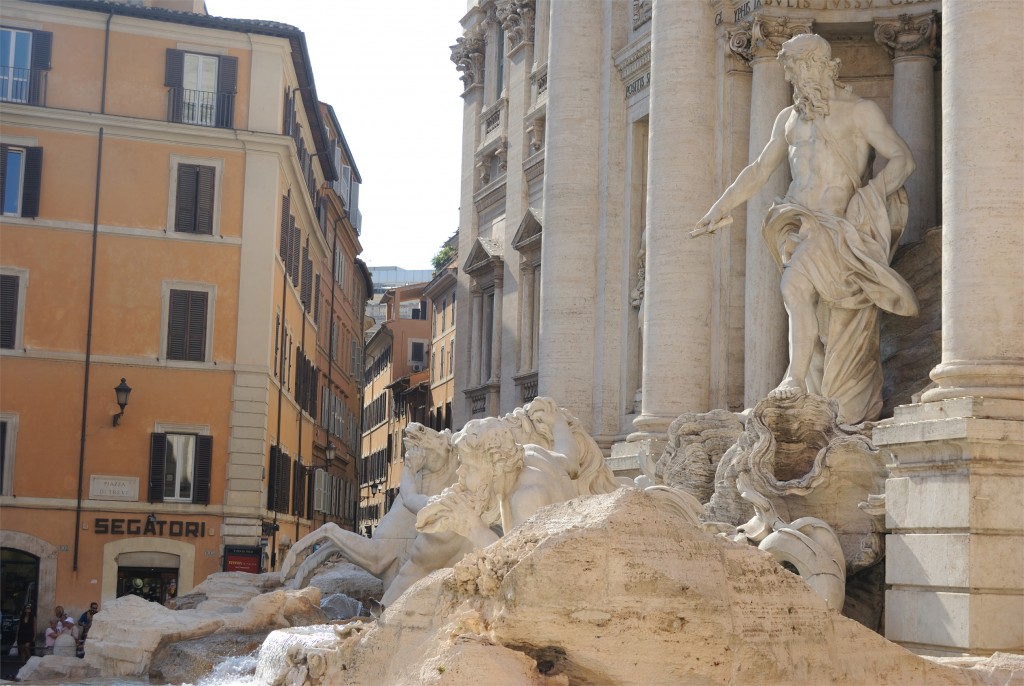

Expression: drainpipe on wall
xmin=100 ymin=11 xmax=112 ymax=114
xmin=73 ymin=127 xmax=104 ymax=572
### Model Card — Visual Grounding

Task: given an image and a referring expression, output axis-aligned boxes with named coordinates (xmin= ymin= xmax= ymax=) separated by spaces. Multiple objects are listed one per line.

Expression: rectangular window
xmin=0 ymin=273 xmax=19 ymax=349
xmin=0 ymin=28 xmax=31 ymax=103
xmin=174 ymin=163 xmax=215 ymax=234
xmin=166 ymin=289 xmax=208 ymax=362
xmin=1 ymin=144 xmax=43 ymax=217
xmin=1 ymin=28 xmax=48 ymax=105
xmin=267 ymin=446 xmax=291 ymax=514
xmin=164 ymin=433 xmax=195 ymax=501
xmin=148 ymin=432 xmax=212 ymax=504
xmin=440 ymin=345 xmax=445 ymax=378
xmin=165 ymin=49 xmax=237 ymax=129
xmin=411 ymin=341 xmax=425 ymax=364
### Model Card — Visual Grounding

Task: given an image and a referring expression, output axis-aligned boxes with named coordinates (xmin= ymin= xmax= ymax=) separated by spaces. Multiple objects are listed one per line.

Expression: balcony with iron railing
xmin=0 ymin=66 xmax=46 ymax=106
xmin=167 ymin=87 xmax=234 ymax=129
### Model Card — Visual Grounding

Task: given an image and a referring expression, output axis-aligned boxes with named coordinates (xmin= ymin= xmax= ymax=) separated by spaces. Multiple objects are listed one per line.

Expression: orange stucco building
xmin=0 ymin=0 xmax=368 ymax=649
xmin=424 ymin=236 xmax=458 ymax=433
xmin=358 ymin=284 xmax=431 ymax=534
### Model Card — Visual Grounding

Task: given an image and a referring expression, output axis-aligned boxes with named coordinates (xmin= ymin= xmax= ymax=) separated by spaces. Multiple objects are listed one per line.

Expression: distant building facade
xmin=358 ymin=283 xmax=430 ymax=535
xmin=0 ymin=0 xmax=369 ymax=646
xmin=424 ymin=236 xmax=458 ymax=432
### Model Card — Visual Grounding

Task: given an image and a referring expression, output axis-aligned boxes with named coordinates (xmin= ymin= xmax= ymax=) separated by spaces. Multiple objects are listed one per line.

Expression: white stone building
xmin=450 ymin=0 xmax=1022 ymax=657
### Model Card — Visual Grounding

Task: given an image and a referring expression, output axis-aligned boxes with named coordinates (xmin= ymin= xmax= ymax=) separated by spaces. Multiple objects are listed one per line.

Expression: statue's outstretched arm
xmin=692 ymin=107 xmax=791 ymax=237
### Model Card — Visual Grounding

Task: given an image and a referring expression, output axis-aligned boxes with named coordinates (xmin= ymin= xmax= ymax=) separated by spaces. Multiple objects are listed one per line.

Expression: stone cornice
xmin=614 ymin=38 xmax=651 ymax=83
xmin=874 ymin=12 xmax=939 ymax=61
xmin=729 ymin=14 xmax=813 ymax=63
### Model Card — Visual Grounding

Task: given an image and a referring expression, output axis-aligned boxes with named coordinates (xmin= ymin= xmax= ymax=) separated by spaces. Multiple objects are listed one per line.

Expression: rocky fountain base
xmin=257 ymin=488 xmax=1022 ymax=685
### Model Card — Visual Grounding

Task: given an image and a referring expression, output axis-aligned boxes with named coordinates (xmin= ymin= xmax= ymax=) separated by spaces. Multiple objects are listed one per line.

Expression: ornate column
xmin=537 ymin=0 xmax=602 ymax=424
xmin=875 ymin=12 xmax=939 ymax=244
xmin=729 ymin=15 xmax=811 ymax=407
xmin=875 ymin=0 xmax=1024 ymax=655
xmin=632 ymin=0 xmax=718 ymax=436
xmin=452 ymin=21 xmax=485 ymax=423
xmin=519 ymin=262 xmax=534 ymax=372
xmin=489 ymin=270 xmax=504 ymax=384
xmin=470 ymin=284 xmax=483 ymax=387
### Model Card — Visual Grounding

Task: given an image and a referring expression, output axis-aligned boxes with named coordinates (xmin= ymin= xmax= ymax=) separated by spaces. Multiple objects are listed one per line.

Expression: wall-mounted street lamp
xmin=112 ymin=378 xmax=132 ymax=427
xmin=371 ymin=482 xmax=380 ymax=496
xmin=325 ymin=442 xmax=336 ymax=466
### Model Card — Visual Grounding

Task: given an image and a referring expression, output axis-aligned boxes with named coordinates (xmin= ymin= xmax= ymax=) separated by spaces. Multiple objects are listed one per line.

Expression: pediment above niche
xmin=463 ymin=236 xmax=504 ymax=276
xmin=511 ymin=207 xmax=543 ymax=252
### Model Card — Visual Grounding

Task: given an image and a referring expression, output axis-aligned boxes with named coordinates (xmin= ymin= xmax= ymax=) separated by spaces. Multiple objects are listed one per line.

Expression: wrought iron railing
xmin=0 ymin=66 xmax=46 ymax=105
xmin=167 ymin=87 xmax=234 ymax=128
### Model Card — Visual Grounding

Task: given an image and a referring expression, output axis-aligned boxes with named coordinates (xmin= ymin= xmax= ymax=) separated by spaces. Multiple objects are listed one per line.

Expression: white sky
xmin=205 ymin=0 xmax=467 ymax=270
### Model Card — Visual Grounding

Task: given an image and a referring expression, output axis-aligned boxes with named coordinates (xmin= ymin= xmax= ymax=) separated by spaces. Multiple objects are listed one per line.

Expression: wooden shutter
xmin=186 ymin=291 xmax=208 ymax=361
xmin=29 ymin=30 xmax=52 ymax=105
xmin=0 ymin=144 xmax=8 ymax=211
xmin=305 ymin=467 xmax=314 ymax=519
xmin=301 ymin=242 xmax=312 ymax=312
xmin=312 ymin=274 xmax=320 ymax=326
xmin=278 ymin=452 xmax=291 ymax=514
xmin=294 ymin=352 xmax=305 ymax=411
xmin=175 ymin=164 xmax=214 ymax=234
xmin=167 ymin=290 xmax=207 ymax=361
xmin=148 ymin=433 xmax=167 ymax=503
xmin=196 ymin=165 xmax=215 ymax=234
xmin=0 ymin=275 xmax=19 ymax=349
xmin=309 ymin=364 xmax=319 ymax=418
xmin=313 ymin=468 xmax=325 ymax=513
xmin=166 ymin=290 xmax=188 ymax=360
xmin=165 ymin=49 xmax=184 ymax=123
xmin=292 ymin=460 xmax=304 ymax=516
xmin=216 ymin=55 xmax=237 ymax=128
xmin=21 ymin=147 xmax=43 ymax=218
xmin=267 ymin=446 xmax=278 ymax=510
xmin=193 ymin=435 xmax=213 ymax=504
xmin=290 ymin=221 xmax=301 ymax=286
xmin=164 ymin=49 xmax=184 ymax=86
xmin=279 ymin=194 xmax=290 ymax=263
xmin=282 ymin=88 xmax=292 ymax=136
xmin=174 ymin=164 xmax=197 ymax=232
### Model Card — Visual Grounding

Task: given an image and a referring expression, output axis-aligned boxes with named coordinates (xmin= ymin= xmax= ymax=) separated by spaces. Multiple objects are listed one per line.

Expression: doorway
xmin=116 ymin=567 xmax=178 ymax=605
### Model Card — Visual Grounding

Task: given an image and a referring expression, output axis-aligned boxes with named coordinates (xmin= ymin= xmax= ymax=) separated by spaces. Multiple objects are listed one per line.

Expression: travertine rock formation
xmin=272 ymin=489 xmax=997 ymax=686
xmin=705 ymin=393 xmax=888 ymax=575
xmin=85 ymin=581 xmax=324 ymax=677
xmin=655 ymin=408 xmax=744 ymax=502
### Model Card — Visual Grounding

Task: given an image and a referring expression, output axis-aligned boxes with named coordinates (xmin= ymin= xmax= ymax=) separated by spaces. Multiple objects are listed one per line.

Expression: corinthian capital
xmin=450 ymin=31 xmax=485 ymax=90
xmin=729 ymin=14 xmax=813 ymax=63
xmin=874 ymin=12 xmax=939 ymax=60
xmin=496 ymin=0 xmax=536 ymax=53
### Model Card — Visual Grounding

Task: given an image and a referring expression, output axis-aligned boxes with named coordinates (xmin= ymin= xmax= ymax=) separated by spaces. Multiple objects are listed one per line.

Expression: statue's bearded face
xmin=784 ymin=58 xmax=831 ymax=120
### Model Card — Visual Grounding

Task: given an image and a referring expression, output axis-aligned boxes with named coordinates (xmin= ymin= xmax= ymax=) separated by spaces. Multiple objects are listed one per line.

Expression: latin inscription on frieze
xmin=626 ymin=72 xmax=651 ymax=98
xmin=721 ymin=0 xmax=932 ymax=25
